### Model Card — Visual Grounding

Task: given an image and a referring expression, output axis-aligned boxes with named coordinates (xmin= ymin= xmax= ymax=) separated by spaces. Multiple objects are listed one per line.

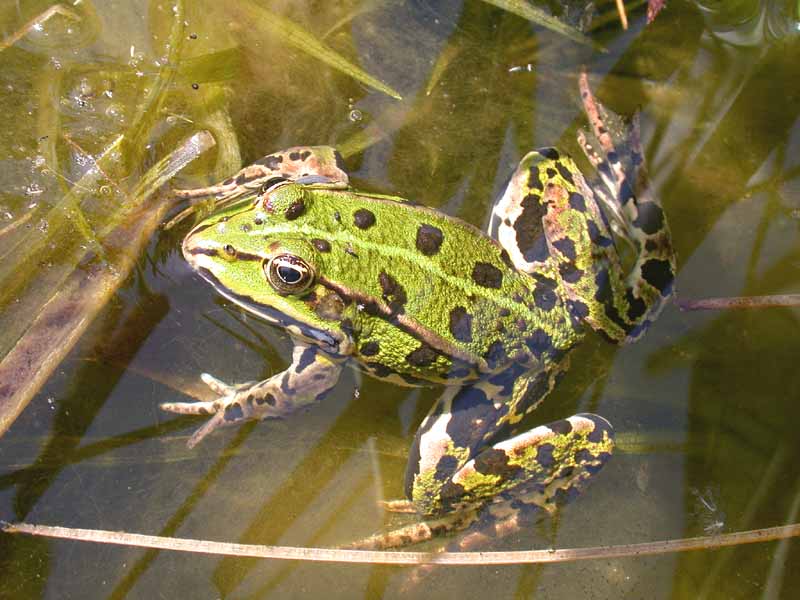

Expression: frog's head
xmin=182 ymin=182 xmax=355 ymax=355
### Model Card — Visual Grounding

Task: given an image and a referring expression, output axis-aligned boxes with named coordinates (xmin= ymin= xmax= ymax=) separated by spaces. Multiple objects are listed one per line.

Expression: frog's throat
xmin=194 ymin=266 xmax=349 ymax=355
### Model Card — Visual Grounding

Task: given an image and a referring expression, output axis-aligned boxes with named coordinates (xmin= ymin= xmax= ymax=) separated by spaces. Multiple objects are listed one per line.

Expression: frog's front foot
xmin=160 ymin=343 xmax=345 ymax=448
xmin=160 ymin=373 xmax=268 ymax=448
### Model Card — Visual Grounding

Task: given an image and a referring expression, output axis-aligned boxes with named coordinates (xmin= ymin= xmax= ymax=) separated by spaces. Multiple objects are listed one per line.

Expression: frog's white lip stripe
xmin=193 ymin=266 xmax=345 ymax=355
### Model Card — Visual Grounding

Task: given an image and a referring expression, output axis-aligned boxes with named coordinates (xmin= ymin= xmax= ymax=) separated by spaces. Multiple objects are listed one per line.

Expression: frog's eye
xmin=264 ymin=253 xmax=315 ymax=295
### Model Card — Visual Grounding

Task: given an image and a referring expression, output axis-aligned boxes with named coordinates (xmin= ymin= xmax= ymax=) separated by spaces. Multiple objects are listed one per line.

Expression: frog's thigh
xmin=404 ymin=379 xmax=518 ymax=516
xmin=405 ymin=377 xmax=614 ymax=517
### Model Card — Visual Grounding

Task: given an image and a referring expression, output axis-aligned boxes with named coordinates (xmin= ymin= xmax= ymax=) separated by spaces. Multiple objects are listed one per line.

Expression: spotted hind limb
xmin=348 ymin=413 xmax=614 ymax=551
xmin=404 ymin=373 xmax=615 ymax=515
xmin=160 ymin=343 xmax=345 ymax=448
xmin=173 ymin=146 xmax=350 ymax=203
xmin=574 ymin=72 xmax=677 ymax=342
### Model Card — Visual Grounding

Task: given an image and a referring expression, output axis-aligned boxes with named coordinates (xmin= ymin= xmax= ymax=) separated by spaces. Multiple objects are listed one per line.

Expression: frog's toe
xmin=159 ymin=399 xmax=222 ymax=416
xmin=380 ymin=499 xmax=416 ymax=513
xmin=200 ymin=373 xmax=237 ymax=395
xmin=186 ymin=411 xmax=228 ymax=448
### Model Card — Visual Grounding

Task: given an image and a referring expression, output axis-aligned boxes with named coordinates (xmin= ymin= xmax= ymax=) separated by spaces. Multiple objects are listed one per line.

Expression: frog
xmin=161 ymin=73 xmax=675 ymax=546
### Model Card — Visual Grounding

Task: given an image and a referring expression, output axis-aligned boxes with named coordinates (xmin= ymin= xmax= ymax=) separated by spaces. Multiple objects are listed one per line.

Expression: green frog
xmin=162 ymin=75 xmax=675 ymax=545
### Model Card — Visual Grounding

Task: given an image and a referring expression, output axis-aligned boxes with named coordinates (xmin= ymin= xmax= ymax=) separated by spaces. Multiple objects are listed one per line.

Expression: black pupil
xmin=277 ymin=264 xmax=302 ymax=284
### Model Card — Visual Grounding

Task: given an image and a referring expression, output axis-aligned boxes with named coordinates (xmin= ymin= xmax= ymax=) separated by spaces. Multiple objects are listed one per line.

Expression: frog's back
xmin=305 ymin=190 xmax=577 ymax=382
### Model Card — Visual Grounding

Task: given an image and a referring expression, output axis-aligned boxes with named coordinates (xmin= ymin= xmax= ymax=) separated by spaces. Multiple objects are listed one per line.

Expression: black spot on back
xmin=548 ymin=419 xmax=573 ymax=435
xmin=366 ymin=362 xmax=392 ymax=378
xmin=289 ymin=151 xmax=301 ymax=161
xmin=546 ymin=167 xmax=557 ymax=179
xmin=416 ymin=223 xmax=444 ymax=255
xmin=379 ymin=271 xmax=407 ymax=313
xmin=433 ymin=454 xmax=460 ymax=484
xmin=525 ymin=328 xmax=553 ymax=359
xmin=256 ymin=393 xmax=276 ymax=406
xmin=311 ymin=238 xmax=331 ymax=252
xmin=360 ymin=340 xmax=380 ymax=356
xmin=285 ymin=199 xmax=305 ymax=220
xmin=353 ymin=208 xmax=376 ymax=229
xmin=484 ymin=340 xmax=506 ymax=369
xmin=594 ymin=268 xmax=612 ymax=304
xmin=533 ymin=277 xmax=558 ymax=311
xmin=407 ymin=343 xmax=438 ymax=367
xmin=472 ymin=262 xmax=503 ymax=289
xmin=448 ymin=306 xmax=473 ymax=343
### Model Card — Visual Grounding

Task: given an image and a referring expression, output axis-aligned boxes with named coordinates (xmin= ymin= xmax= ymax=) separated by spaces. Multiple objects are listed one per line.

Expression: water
xmin=1 ymin=0 xmax=799 ymax=598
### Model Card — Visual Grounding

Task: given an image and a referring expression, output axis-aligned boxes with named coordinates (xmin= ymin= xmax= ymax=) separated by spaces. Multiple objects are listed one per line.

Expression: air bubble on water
xmin=349 ymin=109 xmax=363 ymax=122
xmin=25 ymin=183 xmax=44 ymax=196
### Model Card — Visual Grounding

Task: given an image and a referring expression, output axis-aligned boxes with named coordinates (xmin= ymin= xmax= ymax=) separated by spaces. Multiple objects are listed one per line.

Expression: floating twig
xmin=3 ymin=520 xmax=799 ymax=565
xmin=615 ymin=0 xmax=629 ymax=29
xmin=677 ymin=294 xmax=800 ymax=311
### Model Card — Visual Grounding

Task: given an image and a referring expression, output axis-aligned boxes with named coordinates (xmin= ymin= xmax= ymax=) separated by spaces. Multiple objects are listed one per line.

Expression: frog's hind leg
xmin=404 ymin=370 xmax=614 ymax=519
xmin=571 ymin=73 xmax=676 ymax=342
xmin=174 ymin=146 xmax=350 ymax=203
xmin=356 ymin=412 xmax=612 ymax=550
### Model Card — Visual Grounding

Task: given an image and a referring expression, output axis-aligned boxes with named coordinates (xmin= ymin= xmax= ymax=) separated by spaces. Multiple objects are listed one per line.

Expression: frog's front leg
xmin=160 ymin=343 xmax=345 ymax=447
xmin=174 ymin=146 xmax=350 ymax=203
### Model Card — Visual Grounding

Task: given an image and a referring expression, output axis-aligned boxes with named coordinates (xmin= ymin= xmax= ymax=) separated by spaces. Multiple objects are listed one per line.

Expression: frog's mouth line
xmin=193 ymin=266 xmax=345 ymax=355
